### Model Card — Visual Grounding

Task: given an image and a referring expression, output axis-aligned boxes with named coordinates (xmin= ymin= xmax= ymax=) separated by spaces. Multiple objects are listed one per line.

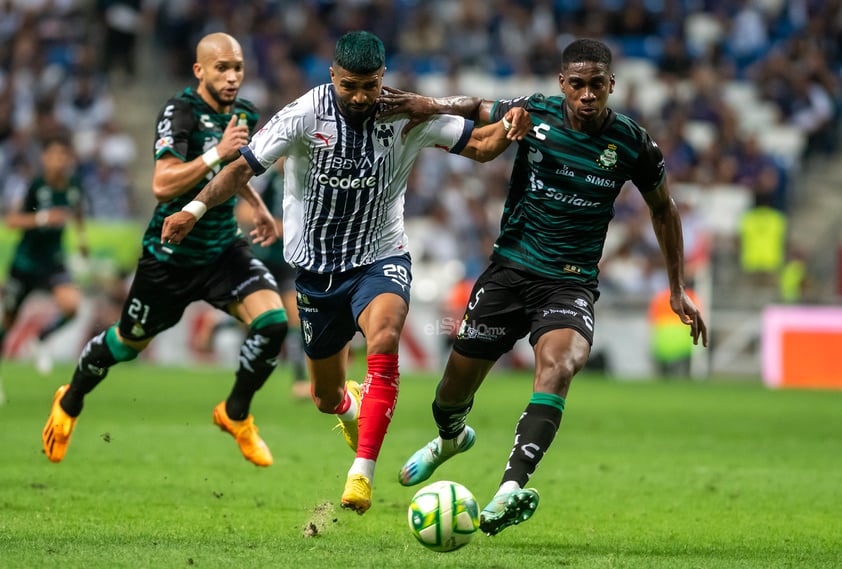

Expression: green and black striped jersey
xmin=144 ymin=87 xmax=259 ymax=266
xmin=490 ymin=94 xmax=665 ymax=283
xmin=11 ymin=175 xmax=83 ymax=276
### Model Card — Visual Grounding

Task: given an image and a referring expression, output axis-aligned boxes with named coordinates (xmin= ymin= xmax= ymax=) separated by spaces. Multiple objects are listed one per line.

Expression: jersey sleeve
xmin=631 ymin=132 xmax=667 ymax=193
xmin=410 ymin=114 xmax=474 ymax=154
xmin=154 ymin=97 xmax=194 ymax=161
xmin=241 ymin=97 xmax=309 ymax=176
xmin=489 ymin=95 xmax=531 ymax=122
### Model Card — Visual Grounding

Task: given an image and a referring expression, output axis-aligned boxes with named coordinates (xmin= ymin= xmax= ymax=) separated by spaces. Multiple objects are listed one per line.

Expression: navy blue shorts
xmin=295 ymin=254 xmax=412 ymax=359
xmin=452 ymin=262 xmax=597 ymax=361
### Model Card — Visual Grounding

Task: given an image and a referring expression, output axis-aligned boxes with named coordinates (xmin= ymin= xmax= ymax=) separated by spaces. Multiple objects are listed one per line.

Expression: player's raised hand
xmin=216 ymin=114 xmax=251 ymax=161
xmin=377 ymin=86 xmax=436 ymax=138
xmin=161 ymin=211 xmax=198 ymax=245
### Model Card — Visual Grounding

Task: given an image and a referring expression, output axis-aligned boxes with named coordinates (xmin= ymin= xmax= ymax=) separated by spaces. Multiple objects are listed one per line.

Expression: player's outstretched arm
xmin=161 ymin=155 xmax=254 ymax=245
xmin=378 ymin=86 xmax=496 ymax=137
xmin=645 ymin=182 xmax=708 ymax=347
xmin=459 ymin=107 xmax=531 ymax=162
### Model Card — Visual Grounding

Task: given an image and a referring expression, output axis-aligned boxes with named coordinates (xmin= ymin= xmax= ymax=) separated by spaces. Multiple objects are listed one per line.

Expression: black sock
xmin=226 ymin=311 xmax=287 ymax=420
xmin=432 ymin=396 xmax=474 ymax=440
xmin=500 ymin=393 xmax=565 ymax=489
xmin=61 ymin=328 xmax=129 ymax=416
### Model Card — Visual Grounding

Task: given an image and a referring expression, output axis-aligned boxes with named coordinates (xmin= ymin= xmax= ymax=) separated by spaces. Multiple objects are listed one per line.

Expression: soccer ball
xmin=407 ymin=480 xmax=480 ymax=552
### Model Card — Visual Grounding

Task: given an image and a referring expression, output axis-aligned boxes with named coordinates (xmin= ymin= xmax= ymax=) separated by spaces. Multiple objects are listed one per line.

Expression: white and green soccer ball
xmin=407 ymin=480 xmax=480 ymax=552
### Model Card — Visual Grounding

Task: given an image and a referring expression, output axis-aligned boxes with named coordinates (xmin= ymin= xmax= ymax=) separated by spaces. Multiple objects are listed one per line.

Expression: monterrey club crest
xmin=375 ymin=123 xmax=395 ymax=147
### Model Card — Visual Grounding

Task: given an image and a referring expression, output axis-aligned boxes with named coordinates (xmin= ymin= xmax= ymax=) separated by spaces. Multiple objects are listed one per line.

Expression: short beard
xmin=206 ymin=84 xmax=235 ymax=108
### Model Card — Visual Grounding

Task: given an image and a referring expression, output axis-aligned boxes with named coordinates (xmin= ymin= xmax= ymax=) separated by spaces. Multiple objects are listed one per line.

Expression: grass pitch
xmin=1 ymin=360 xmax=840 ymax=568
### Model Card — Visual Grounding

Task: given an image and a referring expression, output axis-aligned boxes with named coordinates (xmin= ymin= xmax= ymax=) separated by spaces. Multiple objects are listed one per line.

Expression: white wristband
xmin=35 ymin=210 xmax=48 ymax=227
xmin=502 ymin=116 xmax=512 ymax=132
xmin=202 ymin=147 xmax=221 ymax=169
xmin=182 ymin=200 xmax=208 ymax=220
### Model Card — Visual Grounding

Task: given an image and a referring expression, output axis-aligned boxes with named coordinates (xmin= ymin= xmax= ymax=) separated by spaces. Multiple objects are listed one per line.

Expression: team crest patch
xmin=375 ymin=123 xmax=395 ymax=147
xmin=302 ymin=320 xmax=313 ymax=345
xmin=597 ymin=143 xmax=618 ymax=169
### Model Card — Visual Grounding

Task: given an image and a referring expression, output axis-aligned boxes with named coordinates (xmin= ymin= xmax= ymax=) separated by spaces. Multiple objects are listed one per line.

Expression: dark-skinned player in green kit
xmin=378 ymin=38 xmax=708 ymax=536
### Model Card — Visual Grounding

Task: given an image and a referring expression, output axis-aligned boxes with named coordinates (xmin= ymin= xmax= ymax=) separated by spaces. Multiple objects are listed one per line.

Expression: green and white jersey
xmin=144 ymin=87 xmax=259 ymax=266
xmin=490 ymin=94 xmax=666 ymax=283
xmin=11 ymin=175 xmax=83 ymax=276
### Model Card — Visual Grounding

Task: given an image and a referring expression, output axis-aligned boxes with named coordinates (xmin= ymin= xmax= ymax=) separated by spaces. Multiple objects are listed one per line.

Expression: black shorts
xmin=3 ymin=264 xmax=72 ymax=316
xmin=118 ymin=238 xmax=280 ymax=341
xmin=261 ymin=257 xmax=296 ymax=294
xmin=452 ymin=262 xmax=597 ymax=361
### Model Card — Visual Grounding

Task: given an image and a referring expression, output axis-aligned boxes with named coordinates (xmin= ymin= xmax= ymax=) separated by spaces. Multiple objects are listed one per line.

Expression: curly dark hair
xmin=562 ymin=39 xmax=613 ymax=70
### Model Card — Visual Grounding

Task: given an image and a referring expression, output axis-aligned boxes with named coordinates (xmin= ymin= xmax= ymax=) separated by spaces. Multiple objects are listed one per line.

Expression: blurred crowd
xmin=1 ymin=0 xmax=841 ymax=305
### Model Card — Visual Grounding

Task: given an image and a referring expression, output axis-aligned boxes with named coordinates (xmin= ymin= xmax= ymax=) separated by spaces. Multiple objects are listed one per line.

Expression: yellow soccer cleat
xmin=42 ymin=384 xmax=77 ymax=463
xmin=340 ymin=473 xmax=372 ymax=515
xmin=335 ymin=380 xmax=361 ymax=451
xmin=212 ymin=401 xmax=273 ymax=467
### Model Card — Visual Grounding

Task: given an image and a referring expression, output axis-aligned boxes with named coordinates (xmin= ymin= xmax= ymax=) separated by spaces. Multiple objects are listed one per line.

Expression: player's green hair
xmin=334 ymin=31 xmax=385 ymax=73
xmin=562 ymin=38 xmax=613 ymax=70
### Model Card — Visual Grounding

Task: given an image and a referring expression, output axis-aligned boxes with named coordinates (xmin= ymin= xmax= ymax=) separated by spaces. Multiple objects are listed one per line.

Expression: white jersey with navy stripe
xmin=241 ymin=84 xmax=474 ymax=274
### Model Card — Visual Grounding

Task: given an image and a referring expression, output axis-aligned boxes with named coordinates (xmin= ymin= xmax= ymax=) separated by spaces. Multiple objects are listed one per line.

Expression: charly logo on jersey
xmin=597 ymin=143 xmax=618 ymax=169
xmin=374 ymin=123 xmax=395 ymax=147
xmin=574 ymin=297 xmax=588 ymax=309
xmin=199 ymin=114 xmax=215 ymax=129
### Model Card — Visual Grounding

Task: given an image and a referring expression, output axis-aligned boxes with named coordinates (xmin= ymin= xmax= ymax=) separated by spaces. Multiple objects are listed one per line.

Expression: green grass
xmin=1 ymin=361 xmax=840 ymax=568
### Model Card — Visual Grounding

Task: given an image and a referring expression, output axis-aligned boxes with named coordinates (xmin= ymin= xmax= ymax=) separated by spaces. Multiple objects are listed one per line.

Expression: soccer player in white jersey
xmin=162 ymin=31 xmax=529 ymax=514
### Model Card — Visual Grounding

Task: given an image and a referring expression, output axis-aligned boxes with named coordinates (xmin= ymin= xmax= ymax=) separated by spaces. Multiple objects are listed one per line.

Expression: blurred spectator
xmin=658 ymin=35 xmax=695 ymax=82
xmin=54 ymin=72 xmax=113 ymax=134
xmin=732 ymin=135 xmax=786 ymax=211
xmin=738 ymin=193 xmax=788 ymax=288
xmin=97 ymin=0 xmax=143 ymax=80
xmin=726 ymin=0 xmax=771 ymax=73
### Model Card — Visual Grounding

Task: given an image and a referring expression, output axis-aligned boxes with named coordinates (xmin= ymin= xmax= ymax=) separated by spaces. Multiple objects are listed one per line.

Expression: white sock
xmin=439 ymin=428 xmax=467 ymax=454
xmin=348 ymin=458 xmax=375 ymax=482
xmin=497 ymin=480 xmax=521 ymax=496
xmin=338 ymin=388 xmax=358 ymax=422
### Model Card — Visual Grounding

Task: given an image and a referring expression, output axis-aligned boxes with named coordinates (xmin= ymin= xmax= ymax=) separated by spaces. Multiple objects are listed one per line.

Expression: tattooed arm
xmin=161 ymin=155 xmax=255 ymax=245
